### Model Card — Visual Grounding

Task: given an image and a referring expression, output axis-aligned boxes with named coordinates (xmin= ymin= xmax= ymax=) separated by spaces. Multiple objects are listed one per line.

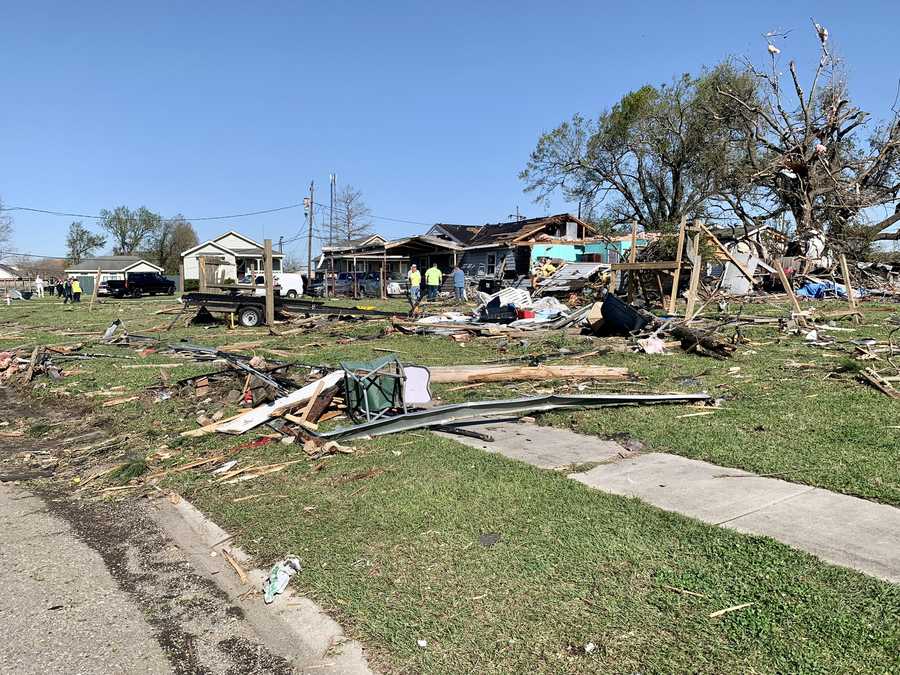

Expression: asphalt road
xmin=0 ymin=481 xmax=170 ymax=674
xmin=0 ymin=481 xmax=296 ymax=674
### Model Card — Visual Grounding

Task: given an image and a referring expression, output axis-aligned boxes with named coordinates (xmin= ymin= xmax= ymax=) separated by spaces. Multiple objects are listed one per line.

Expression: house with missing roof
xmin=180 ymin=231 xmax=284 ymax=283
xmin=316 ymin=213 xmax=602 ymax=284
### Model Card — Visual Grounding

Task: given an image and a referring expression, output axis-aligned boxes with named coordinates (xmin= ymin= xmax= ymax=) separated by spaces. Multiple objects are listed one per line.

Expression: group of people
xmin=30 ymin=275 xmax=82 ymax=302
xmin=406 ymin=263 xmax=466 ymax=303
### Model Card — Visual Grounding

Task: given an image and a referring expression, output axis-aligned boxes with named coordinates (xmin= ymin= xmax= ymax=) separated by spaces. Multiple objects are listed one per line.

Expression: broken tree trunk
xmin=668 ymin=324 xmax=736 ymax=359
xmin=427 ymin=364 xmax=630 ymax=383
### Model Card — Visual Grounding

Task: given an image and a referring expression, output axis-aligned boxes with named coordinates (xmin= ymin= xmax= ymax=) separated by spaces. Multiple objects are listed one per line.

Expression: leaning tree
xmin=716 ymin=21 xmax=900 ymax=258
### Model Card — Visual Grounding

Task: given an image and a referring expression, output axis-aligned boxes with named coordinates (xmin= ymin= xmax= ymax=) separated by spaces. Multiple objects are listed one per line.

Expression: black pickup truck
xmin=106 ymin=272 xmax=175 ymax=298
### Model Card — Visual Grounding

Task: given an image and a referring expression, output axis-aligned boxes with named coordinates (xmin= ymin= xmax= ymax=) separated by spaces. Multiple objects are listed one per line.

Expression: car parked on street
xmin=106 ymin=272 xmax=175 ymax=298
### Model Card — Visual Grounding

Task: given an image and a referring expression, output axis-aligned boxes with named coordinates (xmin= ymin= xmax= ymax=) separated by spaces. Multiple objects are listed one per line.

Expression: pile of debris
xmin=1 ymin=347 xmax=66 ymax=383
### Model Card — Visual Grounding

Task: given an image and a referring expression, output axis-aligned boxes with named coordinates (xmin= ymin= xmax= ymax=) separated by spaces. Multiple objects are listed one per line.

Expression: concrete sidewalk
xmin=438 ymin=420 xmax=900 ymax=583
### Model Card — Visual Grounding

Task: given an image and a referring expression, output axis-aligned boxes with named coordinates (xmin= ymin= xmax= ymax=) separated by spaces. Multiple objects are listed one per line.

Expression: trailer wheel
xmin=238 ymin=306 xmax=263 ymax=327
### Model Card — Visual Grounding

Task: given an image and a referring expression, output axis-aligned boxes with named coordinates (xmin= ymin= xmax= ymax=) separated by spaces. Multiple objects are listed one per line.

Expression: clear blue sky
xmin=2 ymin=1 xmax=898 ymax=262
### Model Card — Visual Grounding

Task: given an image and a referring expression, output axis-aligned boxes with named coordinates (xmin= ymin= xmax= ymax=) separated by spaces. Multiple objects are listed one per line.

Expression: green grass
xmin=4 ymin=293 xmax=900 ymax=672
xmin=2 ymin=294 xmax=898 ymax=504
xmin=174 ymin=433 xmax=899 ymax=674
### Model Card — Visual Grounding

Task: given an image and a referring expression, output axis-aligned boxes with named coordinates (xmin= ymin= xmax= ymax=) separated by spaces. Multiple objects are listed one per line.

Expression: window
xmin=486 ymin=253 xmax=496 ymax=275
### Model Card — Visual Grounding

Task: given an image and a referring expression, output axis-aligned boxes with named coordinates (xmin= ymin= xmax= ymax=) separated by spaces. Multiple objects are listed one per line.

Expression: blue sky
xmin=2 ymin=1 xmax=899 ymax=262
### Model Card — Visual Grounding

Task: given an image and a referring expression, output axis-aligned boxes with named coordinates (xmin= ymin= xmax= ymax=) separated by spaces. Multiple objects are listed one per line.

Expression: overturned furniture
xmin=341 ymin=354 xmax=432 ymax=422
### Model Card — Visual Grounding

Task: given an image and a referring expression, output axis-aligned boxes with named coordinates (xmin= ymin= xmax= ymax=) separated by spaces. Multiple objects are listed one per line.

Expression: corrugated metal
xmin=537 ymin=262 xmax=608 ymax=292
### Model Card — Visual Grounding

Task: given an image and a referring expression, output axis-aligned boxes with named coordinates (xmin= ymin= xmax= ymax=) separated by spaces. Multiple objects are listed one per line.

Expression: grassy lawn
xmin=2 ymin=293 xmax=899 ymax=672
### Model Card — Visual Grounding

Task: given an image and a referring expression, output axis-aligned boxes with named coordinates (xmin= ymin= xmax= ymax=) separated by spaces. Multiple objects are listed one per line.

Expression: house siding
xmin=461 ymin=248 xmax=517 ymax=277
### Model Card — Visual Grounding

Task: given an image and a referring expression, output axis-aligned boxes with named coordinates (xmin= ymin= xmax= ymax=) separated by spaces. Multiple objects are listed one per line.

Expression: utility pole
xmin=278 ymin=236 xmax=283 ymax=254
xmin=329 ymin=173 xmax=335 ymax=247
xmin=263 ymin=239 xmax=275 ymax=330
xmin=328 ymin=174 xmax=335 ymax=299
xmin=307 ymin=181 xmax=314 ymax=287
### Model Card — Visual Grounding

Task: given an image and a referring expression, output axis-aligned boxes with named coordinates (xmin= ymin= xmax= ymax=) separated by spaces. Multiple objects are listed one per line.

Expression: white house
xmin=180 ymin=231 xmax=283 ymax=283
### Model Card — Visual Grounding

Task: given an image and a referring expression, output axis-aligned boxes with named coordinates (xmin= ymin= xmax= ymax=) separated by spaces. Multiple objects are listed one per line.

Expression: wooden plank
xmin=611 ymin=261 xmax=680 ymax=271
xmin=627 ymin=221 xmax=638 ymax=302
xmin=774 ymin=260 xmax=807 ymax=327
xmin=667 ymin=217 xmax=687 ymax=315
xmin=839 ymin=254 xmax=861 ymax=325
xmin=89 ymin=269 xmax=100 ymax=311
xmin=216 ymin=371 xmax=345 ymax=434
xmin=198 ymin=256 xmax=207 ymax=293
xmin=298 ymin=380 xmax=326 ymax=423
xmin=684 ymin=233 xmax=702 ymax=321
xmin=24 ymin=346 xmax=40 ymax=382
xmin=428 ymin=364 xmax=630 ymax=383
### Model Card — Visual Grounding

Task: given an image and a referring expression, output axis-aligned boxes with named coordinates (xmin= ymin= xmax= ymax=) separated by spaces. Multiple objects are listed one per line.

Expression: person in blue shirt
xmin=451 ymin=265 xmax=466 ymax=302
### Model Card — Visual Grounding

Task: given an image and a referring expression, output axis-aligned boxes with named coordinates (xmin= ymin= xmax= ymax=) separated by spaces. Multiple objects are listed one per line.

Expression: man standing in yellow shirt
xmin=424 ymin=263 xmax=442 ymax=301
xmin=70 ymin=277 xmax=83 ymax=303
xmin=407 ymin=264 xmax=421 ymax=303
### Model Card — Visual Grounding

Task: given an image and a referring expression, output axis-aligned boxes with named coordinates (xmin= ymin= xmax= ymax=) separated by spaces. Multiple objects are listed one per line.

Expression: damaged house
xmin=317 ymin=213 xmax=603 ymax=289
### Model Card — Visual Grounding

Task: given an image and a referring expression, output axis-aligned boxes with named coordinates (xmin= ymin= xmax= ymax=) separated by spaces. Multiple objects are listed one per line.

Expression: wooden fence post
xmin=89 ymin=269 xmax=100 ymax=311
xmin=264 ymin=239 xmax=275 ymax=329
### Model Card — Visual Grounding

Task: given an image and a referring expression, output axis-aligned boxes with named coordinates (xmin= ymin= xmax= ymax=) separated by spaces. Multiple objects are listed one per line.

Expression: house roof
xmin=321 ymin=235 xmax=387 ymax=253
xmin=182 ymin=231 xmax=285 ymax=258
xmin=212 ymin=230 xmax=263 ymax=249
xmin=65 ymin=256 xmax=163 ymax=272
xmin=0 ymin=263 xmax=20 ymax=276
xmin=385 ymin=235 xmax=464 ymax=252
xmin=467 ymin=213 xmax=595 ymax=247
xmin=429 ymin=224 xmax=482 ymax=245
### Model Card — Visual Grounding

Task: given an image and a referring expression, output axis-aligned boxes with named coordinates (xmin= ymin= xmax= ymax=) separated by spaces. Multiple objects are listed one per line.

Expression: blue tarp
xmin=795 ymin=280 xmax=866 ymax=300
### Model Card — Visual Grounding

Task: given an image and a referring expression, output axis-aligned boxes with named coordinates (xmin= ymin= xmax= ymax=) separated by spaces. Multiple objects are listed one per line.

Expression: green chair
xmin=340 ymin=354 xmax=408 ymax=422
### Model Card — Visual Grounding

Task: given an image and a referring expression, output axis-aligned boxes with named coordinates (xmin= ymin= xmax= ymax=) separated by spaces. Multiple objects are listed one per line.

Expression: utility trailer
xmin=181 ymin=291 xmax=406 ymax=327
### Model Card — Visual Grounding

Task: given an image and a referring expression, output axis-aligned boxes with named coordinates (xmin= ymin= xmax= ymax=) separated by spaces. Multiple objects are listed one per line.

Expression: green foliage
xmin=522 ymin=67 xmax=757 ymax=233
xmin=66 ymin=221 xmax=107 ymax=264
xmin=99 ymin=206 xmax=162 ymax=256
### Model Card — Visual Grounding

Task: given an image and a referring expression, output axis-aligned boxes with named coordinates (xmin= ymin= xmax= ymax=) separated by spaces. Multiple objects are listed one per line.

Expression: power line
xmin=0 ymin=203 xmax=303 ymax=223
xmin=1 ymin=200 xmax=436 ymax=228
xmin=0 ymin=250 xmax=68 ymax=260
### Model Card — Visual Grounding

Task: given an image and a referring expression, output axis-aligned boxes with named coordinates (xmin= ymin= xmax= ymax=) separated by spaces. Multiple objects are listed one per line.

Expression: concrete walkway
xmin=438 ymin=420 xmax=900 ymax=583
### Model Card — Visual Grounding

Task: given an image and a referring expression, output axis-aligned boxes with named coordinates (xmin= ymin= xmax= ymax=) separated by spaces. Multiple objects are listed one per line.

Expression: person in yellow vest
xmin=70 ymin=277 xmax=83 ymax=303
xmin=424 ymin=263 xmax=442 ymax=300
xmin=407 ymin=264 xmax=422 ymax=303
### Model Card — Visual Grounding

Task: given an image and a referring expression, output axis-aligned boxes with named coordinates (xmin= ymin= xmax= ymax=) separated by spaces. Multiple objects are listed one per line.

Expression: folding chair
xmin=340 ymin=354 xmax=409 ymax=422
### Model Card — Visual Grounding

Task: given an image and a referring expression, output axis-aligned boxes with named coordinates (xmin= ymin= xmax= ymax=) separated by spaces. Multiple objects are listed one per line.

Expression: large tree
xmin=715 ymin=22 xmax=900 ymax=254
xmin=333 ymin=185 xmax=373 ymax=243
xmin=99 ymin=206 xmax=162 ymax=255
xmin=66 ymin=221 xmax=107 ymax=264
xmin=146 ymin=215 xmax=198 ymax=273
xmin=520 ymin=68 xmax=754 ymax=232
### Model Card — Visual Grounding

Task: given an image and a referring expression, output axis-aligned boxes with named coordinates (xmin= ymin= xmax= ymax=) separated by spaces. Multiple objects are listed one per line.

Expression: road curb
xmin=149 ymin=494 xmax=376 ymax=675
